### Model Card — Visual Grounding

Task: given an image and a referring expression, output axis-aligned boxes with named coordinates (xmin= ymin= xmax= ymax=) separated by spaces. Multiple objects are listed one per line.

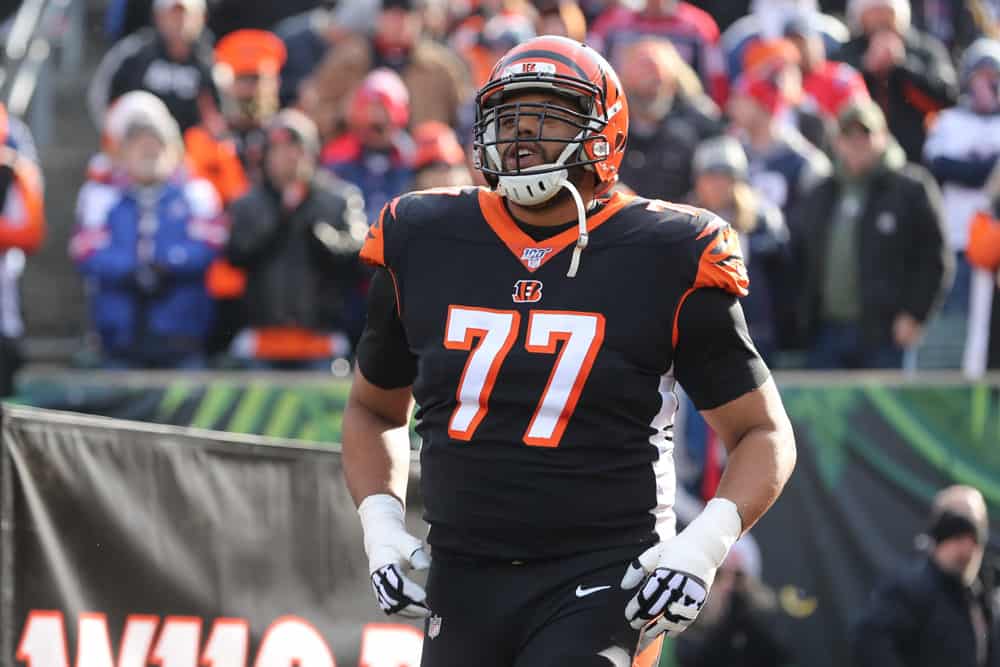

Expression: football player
xmin=342 ymin=35 xmax=797 ymax=666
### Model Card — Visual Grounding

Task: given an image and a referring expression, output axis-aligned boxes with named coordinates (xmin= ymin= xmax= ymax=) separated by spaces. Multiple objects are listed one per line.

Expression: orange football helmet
xmin=473 ymin=35 xmax=629 ymax=205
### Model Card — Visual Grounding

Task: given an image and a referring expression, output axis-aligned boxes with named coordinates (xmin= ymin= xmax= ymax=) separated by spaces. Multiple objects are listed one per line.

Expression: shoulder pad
xmin=690 ymin=213 xmax=749 ymax=297
xmin=635 ymin=199 xmax=749 ymax=297
xmin=359 ymin=186 xmax=481 ymax=268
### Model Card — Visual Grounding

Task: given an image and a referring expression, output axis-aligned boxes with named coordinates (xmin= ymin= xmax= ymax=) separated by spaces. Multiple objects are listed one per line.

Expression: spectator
xmin=835 ymin=0 xmax=959 ymax=163
xmin=461 ymin=11 xmax=537 ymax=89
xmin=785 ymin=14 xmax=872 ymax=121
xmin=965 ymin=165 xmax=1000 ymax=375
xmin=794 ymin=100 xmax=951 ymax=369
xmin=1 ymin=101 xmax=38 ymax=166
xmin=675 ymin=534 xmax=794 ymax=667
xmin=206 ymin=0 xmax=332 ymax=38
xmin=910 ymin=0 xmax=995 ymax=58
xmin=82 ymin=91 xmax=167 ymax=196
xmin=302 ymin=0 xmax=470 ymax=141
xmin=0 ymin=104 xmax=45 ymax=396
xmin=589 ymin=0 xmax=728 ymax=106
xmin=71 ymin=94 xmax=224 ymax=369
xmin=185 ymin=29 xmax=287 ymax=206
xmin=687 ymin=0 xmax=752 ymax=33
xmin=105 ymin=0 xmax=333 ymax=42
xmin=225 ymin=110 xmax=367 ymax=370
xmin=920 ymin=38 xmax=1000 ymax=368
xmin=274 ymin=0 xmax=380 ymax=107
xmin=690 ymin=136 xmax=790 ymax=363
xmin=322 ymin=68 xmax=415 ymax=222
xmin=103 ymin=0 xmax=154 ymax=42
xmin=721 ymin=0 xmax=850 ymax=82
xmin=412 ymin=121 xmax=474 ymax=190
xmin=742 ymin=37 xmax=832 ymax=153
xmin=851 ymin=485 xmax=997 ymax=667
xmin=186 ymin=29 xmax=288 ymax=359
xmin=89 ymin=0 xmax=219 ymax=133
xmin=727 ymin=71 xmax=832 ymax=220
xmin=616 ymin=38 xmax=723 ymax=201
xmin=447 ymin=0 xmax=507 ymax=56
xmin=534 ymin=0 xmax=588 ymax=42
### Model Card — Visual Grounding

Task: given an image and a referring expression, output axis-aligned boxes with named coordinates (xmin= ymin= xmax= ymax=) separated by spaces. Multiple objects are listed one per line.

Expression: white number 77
xmin=444 ymin=306 xmax=605 ymax=448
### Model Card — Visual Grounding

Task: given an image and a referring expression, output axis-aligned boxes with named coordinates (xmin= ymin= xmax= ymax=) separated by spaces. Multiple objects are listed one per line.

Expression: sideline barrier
xmin=0 ymin=405 xmax=426 ymax=667
xmin=6 ymin=372 xmax=1000 ymax=667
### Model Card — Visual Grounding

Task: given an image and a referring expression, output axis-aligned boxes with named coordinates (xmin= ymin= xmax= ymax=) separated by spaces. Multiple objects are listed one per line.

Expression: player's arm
xmin=702 ymin=377 xmax=795 ymax=531
xmin=680 ymin=291 xmax=796 ymax=533
xmin=680 ymin=287 xmax=796 ymax=532
xmin=624 ymin=288 xmax=796 ymax=643
xmin=342 ymin=267 xmax=431 ymax=618
xmin=342 ymin=369 xmax=414 ymax=507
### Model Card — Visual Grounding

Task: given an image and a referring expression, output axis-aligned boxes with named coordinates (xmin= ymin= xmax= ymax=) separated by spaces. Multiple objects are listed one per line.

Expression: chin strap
xmin=560 ymin=178 xmax=589 ymax=278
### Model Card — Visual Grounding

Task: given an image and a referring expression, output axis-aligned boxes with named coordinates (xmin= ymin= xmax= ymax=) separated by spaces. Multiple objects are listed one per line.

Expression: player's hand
xmin=621 ymin=539 xmax=711 ymax=642
xmin=621 ymin=498 xmax=742 ymax=643
xmin=358 ymin=494 xmax=432 ymax=618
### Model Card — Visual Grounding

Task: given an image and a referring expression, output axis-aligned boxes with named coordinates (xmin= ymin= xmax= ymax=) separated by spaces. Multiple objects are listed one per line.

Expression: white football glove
xmin=622 ymin=498 xmax=742 ymax=645
xmin=358 ymin=494 xmax=432 ymax=618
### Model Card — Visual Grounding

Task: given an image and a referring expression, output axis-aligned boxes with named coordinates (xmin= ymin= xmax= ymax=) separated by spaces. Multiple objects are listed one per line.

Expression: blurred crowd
xmin=0 ymin=0 xmax=999 ymax=383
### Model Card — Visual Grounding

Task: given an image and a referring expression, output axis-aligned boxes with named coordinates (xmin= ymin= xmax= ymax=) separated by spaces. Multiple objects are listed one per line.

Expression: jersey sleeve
xmin=674 ymin=288 xmax=770 ymax=410
xmin=356 ymin=267 xmax=418 ymax=390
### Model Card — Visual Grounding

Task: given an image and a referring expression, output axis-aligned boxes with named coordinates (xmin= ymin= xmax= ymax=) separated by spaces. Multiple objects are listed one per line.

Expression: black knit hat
xmin=927 ymin=509 xmax=986 ymax=545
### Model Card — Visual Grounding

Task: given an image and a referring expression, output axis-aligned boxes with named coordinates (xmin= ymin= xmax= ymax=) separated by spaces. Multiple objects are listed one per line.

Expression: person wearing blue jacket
xmin=72 ymin=93 xmax=224 ymax=368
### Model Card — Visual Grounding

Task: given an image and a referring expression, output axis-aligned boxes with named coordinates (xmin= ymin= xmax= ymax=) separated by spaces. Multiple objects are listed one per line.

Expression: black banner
xmin=752 ymin=385 xmax=1000 ymax=667
xmin=1 ymin=406 xmax=426 ymax=667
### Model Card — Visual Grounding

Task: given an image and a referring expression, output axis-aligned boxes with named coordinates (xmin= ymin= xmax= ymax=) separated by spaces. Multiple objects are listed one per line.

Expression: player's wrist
xmin=358 ymin=493 xmax=406 ymax=520
xmin=678 ymin=497 xmax=743 ymax=572
xmin=357 ymin=494 xmax=407 ymax=542
xmin=357 ymin=493 xmax=425 ymax=575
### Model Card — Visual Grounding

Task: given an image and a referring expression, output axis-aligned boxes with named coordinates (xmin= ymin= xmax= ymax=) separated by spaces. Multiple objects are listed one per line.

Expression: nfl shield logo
xmin=428 ymin=614 xmax=443 ymax=639
xmin=520 ymin=247 xmax=553 ymax=269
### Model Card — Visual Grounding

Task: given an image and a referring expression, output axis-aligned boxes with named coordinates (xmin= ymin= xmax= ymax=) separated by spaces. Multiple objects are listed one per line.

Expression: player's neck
xmin=505 ymin=187 xmax=597 ymax=228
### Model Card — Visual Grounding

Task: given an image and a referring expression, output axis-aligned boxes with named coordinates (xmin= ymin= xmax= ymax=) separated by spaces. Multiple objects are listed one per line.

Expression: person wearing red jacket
xmin=784 ymin=13 xmax=871 ymax=120
xmin=0 ymin=103 xmax=44 ymax=395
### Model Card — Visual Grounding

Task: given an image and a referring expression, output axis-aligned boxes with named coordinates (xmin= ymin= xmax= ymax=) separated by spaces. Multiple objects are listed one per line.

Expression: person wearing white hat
xmin=71 ymin=90 xmax=225 ymax=369
xmin=89 ymin=0 xmax=218 ymax=134
xmin=919 ymin=38 xmax=1000 ymax=371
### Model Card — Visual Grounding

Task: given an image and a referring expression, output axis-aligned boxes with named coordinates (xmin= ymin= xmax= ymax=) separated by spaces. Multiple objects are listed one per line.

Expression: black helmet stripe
xmin=500 ymin=49 xmax=590 ymax=80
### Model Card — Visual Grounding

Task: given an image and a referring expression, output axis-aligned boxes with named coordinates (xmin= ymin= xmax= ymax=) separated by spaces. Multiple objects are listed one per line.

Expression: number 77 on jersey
xmin=444 ymin=305 xmax=605 ymax=448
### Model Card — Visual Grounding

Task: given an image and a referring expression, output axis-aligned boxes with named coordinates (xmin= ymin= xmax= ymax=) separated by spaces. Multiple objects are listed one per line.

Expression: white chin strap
xmin=560 ymin=178 xmax=588 ymax=278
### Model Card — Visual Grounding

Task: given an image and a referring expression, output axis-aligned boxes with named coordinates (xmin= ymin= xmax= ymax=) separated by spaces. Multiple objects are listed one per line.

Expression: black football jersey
xmin=358 ymin=186 xmax=763 ymax=560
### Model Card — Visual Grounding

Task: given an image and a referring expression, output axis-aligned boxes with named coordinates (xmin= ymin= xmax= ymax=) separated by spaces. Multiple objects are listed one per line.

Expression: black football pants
xmin=419 ymin=544 xmax=656 ymax=667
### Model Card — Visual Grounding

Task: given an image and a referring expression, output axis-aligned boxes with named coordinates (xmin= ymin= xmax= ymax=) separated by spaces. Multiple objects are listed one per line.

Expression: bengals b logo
xmin=512 ymin=279 xmax=543 ymax=303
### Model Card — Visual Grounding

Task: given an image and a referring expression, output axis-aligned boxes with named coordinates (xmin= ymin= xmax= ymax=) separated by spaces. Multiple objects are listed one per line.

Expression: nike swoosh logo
xmin=575 ymin=585 xmax=612 ymax=598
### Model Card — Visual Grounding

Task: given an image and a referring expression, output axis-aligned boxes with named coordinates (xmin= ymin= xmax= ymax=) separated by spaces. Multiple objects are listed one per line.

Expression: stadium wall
xmin=3 ymin=374 xmax=1000 ymax=666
